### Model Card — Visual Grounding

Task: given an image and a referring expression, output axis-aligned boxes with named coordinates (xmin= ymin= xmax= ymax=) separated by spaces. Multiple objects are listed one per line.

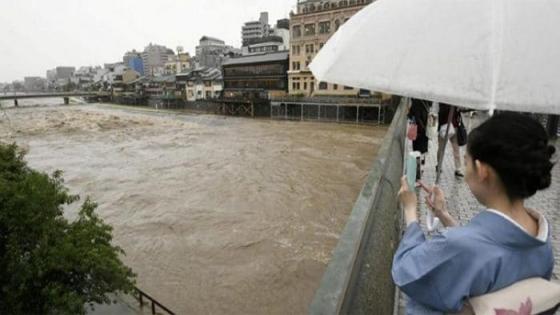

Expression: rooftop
xmin=222 ymin=51 xmax=289 ymax=66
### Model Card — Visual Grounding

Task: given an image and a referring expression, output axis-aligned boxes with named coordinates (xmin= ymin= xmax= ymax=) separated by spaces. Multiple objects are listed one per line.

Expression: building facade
xmin=177 ymin=67 xmax=223 ymax=101
xmin=55 ymin=67 xmax=75 ymax=80
xmin=242 ymin=12 xmax=271 ymax=47
xmin=288 ymin=0 xmax=373 ymax=96
xmin=242 ymin=18 xmax=291 ymax=56
xmin=222 ymin=51 xmax=289 ymax=98
xmin=195 ymin=36 xmax=239 ymax=69
xmin=23 ymin=77 xmax=47 ymax=91
xmin=142 ymin=43 xmax=175 ymax=77
xmin=123 ymin=50 xmax=145 ymax=76
xmin=165 ymin=47 xmax=193 ymax=75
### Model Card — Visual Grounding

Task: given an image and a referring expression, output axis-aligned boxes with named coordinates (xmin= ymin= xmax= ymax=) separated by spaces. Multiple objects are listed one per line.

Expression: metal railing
xmin=271 ymin=95 xmax=382 ymax=105
xmin=134 ymin=287 xmax=176 ymax=315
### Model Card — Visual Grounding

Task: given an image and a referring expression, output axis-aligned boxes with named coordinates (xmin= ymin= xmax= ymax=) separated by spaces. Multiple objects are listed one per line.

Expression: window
xmin=292 ymin=45 xmax=301 ymax=56
xmin=304 ymin=24 xmax=315 ymax=36
xmin=319 ymin=82 xmax=328 ymax=90
xmin=291 ymin=62 xmax=301 ymax=70
xmin=319 ymin=43 xmax=324 ymax=49
xmin=305 ymin=44 xmax=315 ymax=54
xmin=319 ymin=21 xmax=331 ymax=34
xmin=344 ymin=86 xmax=353 ymax=90
xmin=335 ymin=20 xmax=341 ymax=31
xmin=292 ymin=25 xmax=302 ymax=38
xmin=303 ymin=82 xmax=307 ymax=90
xmin=333 ymin=84 xmax=338 ymax=90
xmin=292 ymin=82 xmax=301 ymax=90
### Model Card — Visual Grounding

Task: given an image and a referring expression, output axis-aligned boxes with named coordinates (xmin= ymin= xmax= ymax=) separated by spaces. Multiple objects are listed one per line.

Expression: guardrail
xmin=134 ymin=287 xmax=176 ymax=315
xmin=271 ymin=96 xmax=382 ymax=105
xmin=309 ymin=98 xmax=407 ymax=314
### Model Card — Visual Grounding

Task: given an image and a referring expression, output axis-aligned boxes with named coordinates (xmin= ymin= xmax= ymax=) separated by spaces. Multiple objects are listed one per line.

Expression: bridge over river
xmin=0 ymin=92 xmax=111 ymax=105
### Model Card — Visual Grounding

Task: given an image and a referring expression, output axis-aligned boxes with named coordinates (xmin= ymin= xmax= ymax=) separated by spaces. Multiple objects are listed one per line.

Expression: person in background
xmin=393 ymin=112 xmax=556 ymax=314
xmin=408 ymin=98 xmax=431 ymax=179
xmin=437 ymin=103 xmax=463 ymax=177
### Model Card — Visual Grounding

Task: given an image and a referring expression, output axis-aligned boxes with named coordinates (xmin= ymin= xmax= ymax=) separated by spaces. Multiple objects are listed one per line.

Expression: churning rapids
xmin=0 ymin=102 xmax=387 ymax=314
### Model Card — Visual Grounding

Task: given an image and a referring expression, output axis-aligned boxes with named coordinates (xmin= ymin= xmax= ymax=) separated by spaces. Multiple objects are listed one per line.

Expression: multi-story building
xmin=288 ymin=0 xmax=373 ymax=96
xmin=71 ymin=66 xmax=100 ymax=88
xmin=46 ymin=69 xmax=57 ymax=83
xmin=242 ymin=19 xmax=291 ymax=56
xmin=176 ymin=67 xmax=223 ymax=101
xmin=142 ymin=43 xmax=175 ymax=77
xmin=123 ymin=50 xmax=145 ymax=76
xmin=242 ymin=12 xmax=271 ymax=47
xmin=23 ymin=77 xmax=47 ymax=91
xmin=55 ymin=67 xmax=75 ymax=80
xmin=222 ymin=51 xmax=289 ymax=98
xmin=44 ymin=66 xmax=75 ymax=89
xmin=112 ymin=68 xmax=141 ymax=96
xmin=165 ymin=47 xmax=193 ymax=75
xmin=195 ymin=36 xmax=239 ymax=68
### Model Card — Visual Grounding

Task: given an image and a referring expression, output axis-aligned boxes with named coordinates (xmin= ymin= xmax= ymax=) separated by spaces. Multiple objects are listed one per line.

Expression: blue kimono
xmin=392 ymin=210 xmax=554 ymax=314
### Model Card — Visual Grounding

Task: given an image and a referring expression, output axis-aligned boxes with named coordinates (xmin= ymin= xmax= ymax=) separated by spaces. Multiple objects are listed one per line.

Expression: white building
xmin=241 ymin=18 xmax=290 ymax=56
xmin=242 ymin=12 xmax=271 ymax=46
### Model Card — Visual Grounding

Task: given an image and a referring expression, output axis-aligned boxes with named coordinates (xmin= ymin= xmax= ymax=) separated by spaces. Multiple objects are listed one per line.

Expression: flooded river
xmin=0 ymin=103 xmax=387 ymax=314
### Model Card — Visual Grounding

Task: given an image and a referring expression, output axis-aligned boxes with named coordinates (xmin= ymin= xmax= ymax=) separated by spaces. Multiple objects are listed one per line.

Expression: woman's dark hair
xmin=467 ymin=112 xmax=556 ymax=200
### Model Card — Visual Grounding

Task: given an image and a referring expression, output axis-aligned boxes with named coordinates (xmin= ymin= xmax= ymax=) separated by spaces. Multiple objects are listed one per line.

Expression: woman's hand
xmin=425 ymin=186 xmax=447 ymax=216
xmin=398 ymin=176 xmax=418 ymax=225
xmin=422 ymin=184 xmax=458 ymax=228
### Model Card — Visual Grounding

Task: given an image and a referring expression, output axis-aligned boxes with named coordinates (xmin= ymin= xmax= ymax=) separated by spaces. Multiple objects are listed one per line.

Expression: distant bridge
xmin=0 ymin=92 xmax=111 ymax=105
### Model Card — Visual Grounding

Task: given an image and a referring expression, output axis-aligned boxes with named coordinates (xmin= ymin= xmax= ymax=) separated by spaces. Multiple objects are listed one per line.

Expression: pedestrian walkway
xmin=397 ymin=116 xmax=560 ymax=314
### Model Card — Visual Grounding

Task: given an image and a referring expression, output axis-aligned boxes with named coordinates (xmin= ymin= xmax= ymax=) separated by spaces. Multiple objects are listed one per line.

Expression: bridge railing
xmin=309 ymin=98 xmax=407 ymax=314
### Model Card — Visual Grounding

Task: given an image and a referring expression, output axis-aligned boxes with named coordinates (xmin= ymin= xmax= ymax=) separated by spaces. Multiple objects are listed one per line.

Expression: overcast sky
xmin=0 ymin=0 xmax=296 ymax=82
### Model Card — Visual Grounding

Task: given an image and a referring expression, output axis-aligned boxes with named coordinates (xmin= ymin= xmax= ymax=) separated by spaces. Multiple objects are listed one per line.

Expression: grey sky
xmin=0 ymin=0 xmax=296 ymax=82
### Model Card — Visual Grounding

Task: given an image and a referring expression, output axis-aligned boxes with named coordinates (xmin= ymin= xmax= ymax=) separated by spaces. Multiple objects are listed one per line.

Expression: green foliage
xmin=0 ymin=143 xmax=136 ymax=315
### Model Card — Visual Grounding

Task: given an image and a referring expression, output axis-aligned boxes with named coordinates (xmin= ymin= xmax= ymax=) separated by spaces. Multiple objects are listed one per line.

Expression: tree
xmin=0 ymin=143 xmax=136 ymax=315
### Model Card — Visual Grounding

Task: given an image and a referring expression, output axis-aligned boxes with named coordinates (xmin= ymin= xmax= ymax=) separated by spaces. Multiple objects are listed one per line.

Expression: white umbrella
xmin=310 ymin=0 xmax=560 ymax=115
xmin=310 ymin=0 xmax=560 ymax=232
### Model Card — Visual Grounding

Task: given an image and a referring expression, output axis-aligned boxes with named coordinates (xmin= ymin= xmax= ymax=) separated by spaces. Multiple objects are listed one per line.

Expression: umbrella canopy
xmin=310 ymin=0 xmax=560 ymax=115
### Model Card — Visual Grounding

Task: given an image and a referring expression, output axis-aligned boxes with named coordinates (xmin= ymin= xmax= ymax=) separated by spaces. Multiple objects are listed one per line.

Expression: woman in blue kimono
xmin=393 ymin=112 xmax=556 ymax=313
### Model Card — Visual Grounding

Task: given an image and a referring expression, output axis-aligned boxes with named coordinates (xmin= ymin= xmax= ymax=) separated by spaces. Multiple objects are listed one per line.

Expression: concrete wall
xmin=309 ymin=98 xmax=407 ymax=315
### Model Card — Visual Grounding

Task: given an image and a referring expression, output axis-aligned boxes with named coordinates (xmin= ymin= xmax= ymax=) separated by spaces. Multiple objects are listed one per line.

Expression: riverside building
xmin=288 ymin=0 xmax=373 ymax=96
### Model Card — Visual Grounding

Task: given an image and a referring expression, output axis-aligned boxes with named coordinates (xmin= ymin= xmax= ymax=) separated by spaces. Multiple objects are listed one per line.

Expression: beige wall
xmin=122 ymin=70 xmax=140 ymax=84
xmin=288 ymin=2 xmax=371 ymax=97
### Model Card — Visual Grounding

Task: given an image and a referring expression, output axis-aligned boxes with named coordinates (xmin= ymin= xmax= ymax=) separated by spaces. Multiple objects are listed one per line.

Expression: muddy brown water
xmin=0 ymin=103 xmax=387 ymax=314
